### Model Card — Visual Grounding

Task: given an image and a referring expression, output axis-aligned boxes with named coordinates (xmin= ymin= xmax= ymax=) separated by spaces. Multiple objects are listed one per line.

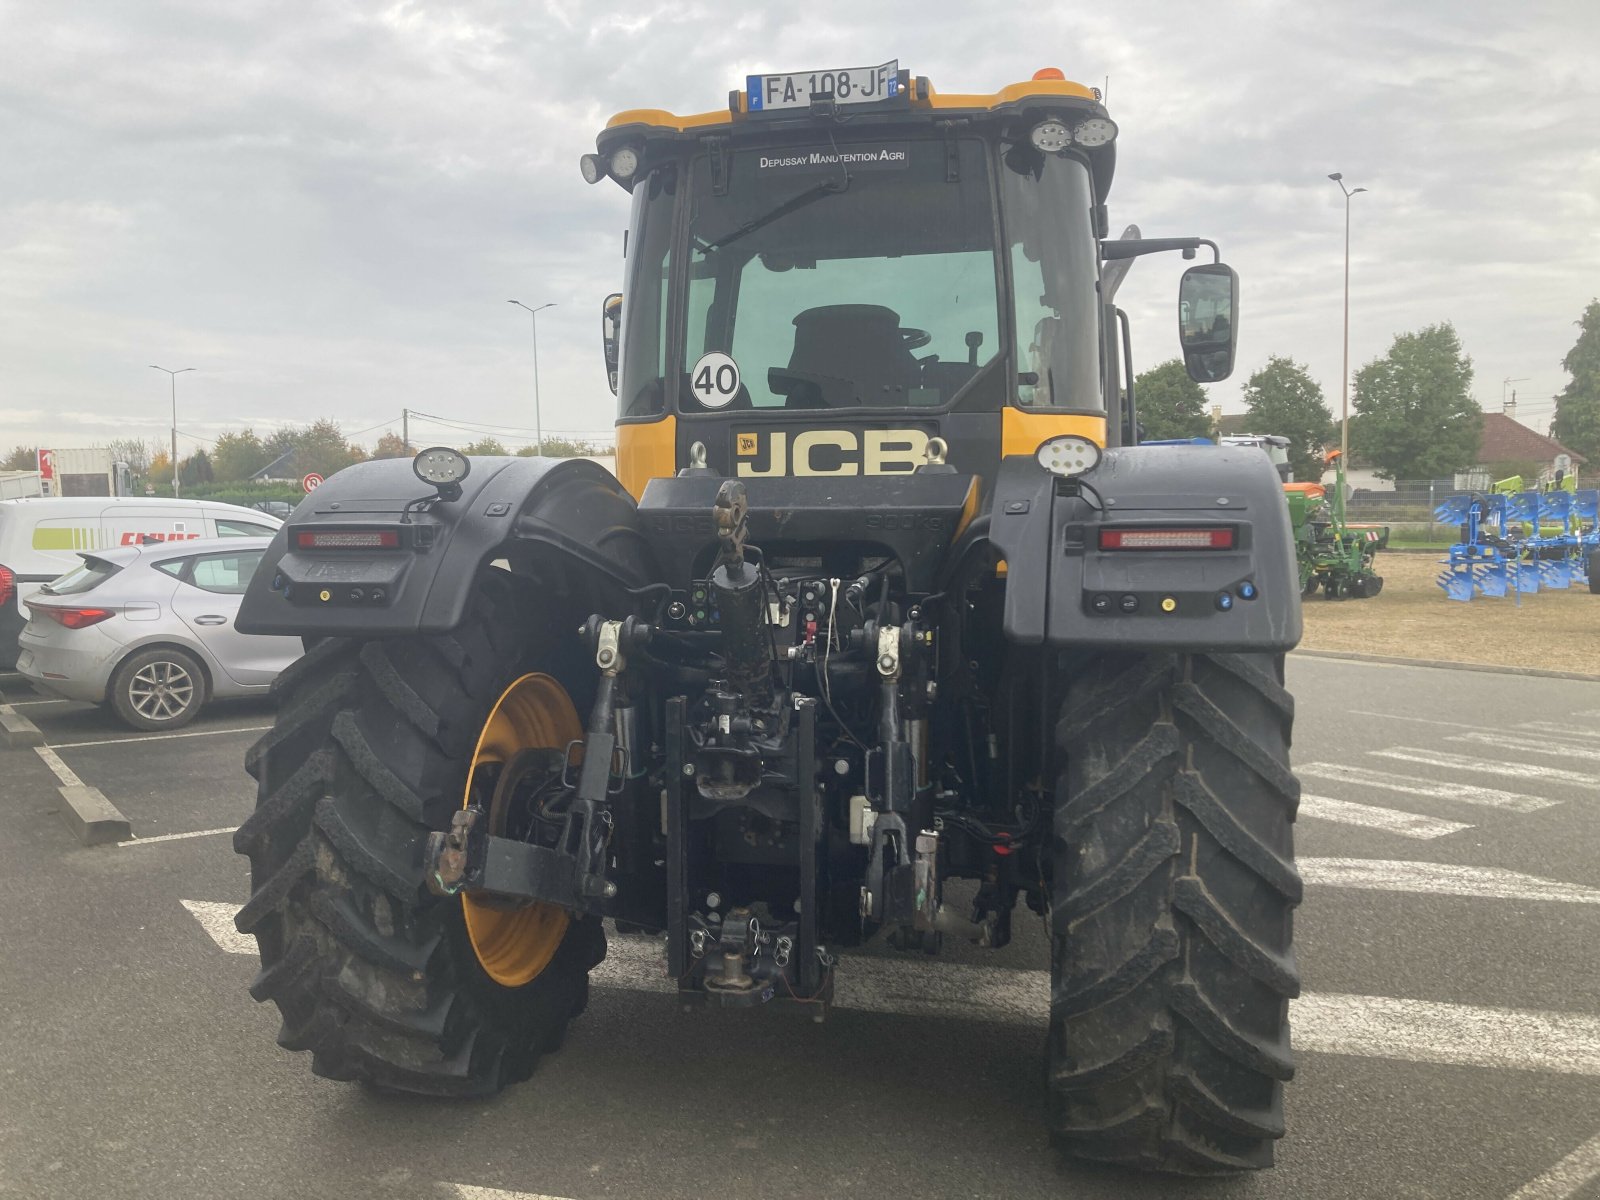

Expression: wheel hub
xmin=460 ymin=673 xmax=581 ymax=987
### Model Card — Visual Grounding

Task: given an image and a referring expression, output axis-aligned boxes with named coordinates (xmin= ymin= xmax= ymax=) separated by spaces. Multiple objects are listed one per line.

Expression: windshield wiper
xmin=704 ymin=176 xmax=849 ymax=253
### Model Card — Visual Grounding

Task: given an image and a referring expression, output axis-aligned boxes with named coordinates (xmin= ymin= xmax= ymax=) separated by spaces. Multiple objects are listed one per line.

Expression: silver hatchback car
xmin=16 ymin=536 xmax=302 ymax=729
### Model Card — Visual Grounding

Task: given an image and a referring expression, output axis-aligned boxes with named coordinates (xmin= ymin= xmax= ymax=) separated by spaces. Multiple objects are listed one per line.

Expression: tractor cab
xmin=585 ymin=63 xmax=1236 ymax=499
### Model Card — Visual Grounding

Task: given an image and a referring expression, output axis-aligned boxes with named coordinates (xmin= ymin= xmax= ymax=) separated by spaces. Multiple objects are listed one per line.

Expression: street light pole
xmin=1328 ymin=174 xmax=1366 ymax=465
xmin=150 ymin=365 xmax=195 ymax=497
xmin=508 ymin=300 xmax=556 ymax=455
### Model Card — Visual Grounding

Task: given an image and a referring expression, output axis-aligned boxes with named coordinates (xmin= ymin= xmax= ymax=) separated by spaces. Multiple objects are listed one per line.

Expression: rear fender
xmin=236 ymin=457 xmax=657 ymax=637
xmin=985 ymin=445 xmax=1301 ymax=652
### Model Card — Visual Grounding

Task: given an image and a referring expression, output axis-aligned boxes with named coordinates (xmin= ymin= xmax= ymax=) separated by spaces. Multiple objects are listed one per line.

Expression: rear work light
xmin=27 ymin=603 xmax=115 ymax=629
xmin=295 ymin=530 xmax=400 ymax=549
xmin=1099 ymin=528 xmax=1235 ymax=551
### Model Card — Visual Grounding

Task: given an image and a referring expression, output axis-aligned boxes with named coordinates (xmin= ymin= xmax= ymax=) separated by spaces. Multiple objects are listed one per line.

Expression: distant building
xmin=1467 ymin=411 xmax=1585 ymax=489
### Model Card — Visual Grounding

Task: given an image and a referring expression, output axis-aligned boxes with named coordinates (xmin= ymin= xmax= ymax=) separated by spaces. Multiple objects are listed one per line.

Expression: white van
xmin=0 ymin=497 xmax=283 ymax=670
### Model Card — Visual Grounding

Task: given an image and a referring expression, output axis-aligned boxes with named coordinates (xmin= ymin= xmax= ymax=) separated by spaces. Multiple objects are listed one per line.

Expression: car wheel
xmin=110 ymin=647 xmax=207 ymax=730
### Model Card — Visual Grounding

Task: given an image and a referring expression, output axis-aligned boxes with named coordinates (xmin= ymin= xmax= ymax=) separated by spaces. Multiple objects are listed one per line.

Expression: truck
xmin=232 ymin=63 xmax=1303 ymax=1175
xmin=37 ymin=447 xmax=134 ymax=497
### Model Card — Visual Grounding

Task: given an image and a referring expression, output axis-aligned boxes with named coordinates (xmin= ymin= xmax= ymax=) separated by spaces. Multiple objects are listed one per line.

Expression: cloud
xmin=0 ymin=0 xmax=1596 ymax=452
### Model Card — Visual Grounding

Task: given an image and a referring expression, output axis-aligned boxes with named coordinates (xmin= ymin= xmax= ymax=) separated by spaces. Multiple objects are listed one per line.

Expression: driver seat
xmin=768 ymin=304 xmax=922 ymax=408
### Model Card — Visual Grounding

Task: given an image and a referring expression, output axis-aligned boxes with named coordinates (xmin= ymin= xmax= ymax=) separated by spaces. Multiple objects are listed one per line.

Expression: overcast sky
xmin=3 ymin=0 xmax=1597 ymax=459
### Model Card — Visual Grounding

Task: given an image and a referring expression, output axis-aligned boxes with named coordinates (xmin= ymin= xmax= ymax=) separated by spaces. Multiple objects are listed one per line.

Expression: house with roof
xmin=1467 ymin=410 xmax=1585 ymax=489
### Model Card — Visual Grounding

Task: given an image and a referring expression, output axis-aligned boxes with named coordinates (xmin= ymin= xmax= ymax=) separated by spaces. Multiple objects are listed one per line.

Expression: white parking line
xmin=183 ymin=901 xmax=1600 ymax=1076
xmin=1510 ymin=1130 xmax=1600 ymax=1199
xmin=1447 ymin=734 xmax=1600 ymax=764
xmin=1300 ymin=859 xmax=1600 ymax=904
xmin=180 ymin=900 xmax=254 ymax=955
xmin=1371 ymin=748 xmax=1600 ymax=790
xmin=33 ymin=745 xmax=83 ymax=788
xmin=1298 ymin=762 xmax=1555 ymax=812
xmin=1350 ymin=710 xmax=1500 ymax=732
xmin=1515 ymin=722 xmax=1596 ymax=739
xmin=121 ymin=826 xmax=234 ymax=847
xmin=448 ymin=1186 xmax=580 ymax=1200
xmin=5 ymin=697 xmax=70 ymax=707
xmin=47 ymin=724 xmax=272 ymax=750
xmin=1297 ymin=794 xmax=1471 ymax=839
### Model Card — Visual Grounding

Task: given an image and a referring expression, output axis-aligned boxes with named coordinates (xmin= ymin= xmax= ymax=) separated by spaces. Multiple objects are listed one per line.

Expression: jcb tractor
xmin=234 ymin=62 xmax=1303 ymax=1175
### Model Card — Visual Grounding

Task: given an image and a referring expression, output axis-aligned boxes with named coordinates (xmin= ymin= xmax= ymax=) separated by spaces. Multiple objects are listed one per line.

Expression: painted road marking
xmin=1509 ymin=1129 xmax=1600 ymax=1199
xmin=449 ymin=1186 xmax=580 ymax=1200
xmin=1371 ymin=747 xmax=1600 ymax=790
xmin=1300 ymin=859 xmax=1600 ymax=904
xmin=1515 ymin=722 xmax=1596 ymax=739
xmin=1350 ymin=710 xmax=1502 ymax=732
xmin=5 ymin=697 xmax=70 ymax=707
xmin=47 ymin=724 xmax=272 ymax=750
xmin=121 ymin=826 xmax=234 ymax=847
xmin=185 ymin=901 xmax=1600 ymax=1075
xmin=1297 ymin=762 xmax=1555 ymax=812
xmin=1447 ymin=734 xmax=1600 ymax=764
xmin=180 ymin=900 xmax=255 ymax=956
xmin=1297 ymin=794 xmax=1471 ymax=839
xmin=32 ymin=744 xmax=83 ymax=788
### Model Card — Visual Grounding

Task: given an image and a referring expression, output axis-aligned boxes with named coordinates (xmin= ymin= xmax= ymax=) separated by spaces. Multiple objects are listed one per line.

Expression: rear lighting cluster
xmin=1099 ymin=528 xmax=1235 ymax=551
xmin=27 ymin=603 xmax=114 ymax=629
xmin=295 ymin=530 xmax=400 ymax=549
xmin=0 ymin=564 xmax=13 ymax=606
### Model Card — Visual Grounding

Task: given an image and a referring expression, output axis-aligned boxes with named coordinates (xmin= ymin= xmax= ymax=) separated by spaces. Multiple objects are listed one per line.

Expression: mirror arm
xmin=1101 ymin=237 xmax=1220 ymax=264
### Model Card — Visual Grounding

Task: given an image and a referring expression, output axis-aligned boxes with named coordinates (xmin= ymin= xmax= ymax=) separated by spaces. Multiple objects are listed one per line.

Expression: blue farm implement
xmin=1435 ymin=487 xmax=1600 ymax=601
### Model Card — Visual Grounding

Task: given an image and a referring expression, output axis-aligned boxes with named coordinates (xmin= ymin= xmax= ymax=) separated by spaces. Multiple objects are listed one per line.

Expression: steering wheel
xmin=899 ymin=327 xmax=932 ymax=351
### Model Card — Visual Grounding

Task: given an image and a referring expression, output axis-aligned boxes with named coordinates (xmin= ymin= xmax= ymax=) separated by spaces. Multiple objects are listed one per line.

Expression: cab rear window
xmin=42 ymin=556 xmax=121 ymax=596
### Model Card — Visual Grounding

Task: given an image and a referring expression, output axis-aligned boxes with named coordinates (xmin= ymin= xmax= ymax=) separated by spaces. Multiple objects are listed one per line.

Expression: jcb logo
xmin=735 ymin=428 xmax=930 ymax=477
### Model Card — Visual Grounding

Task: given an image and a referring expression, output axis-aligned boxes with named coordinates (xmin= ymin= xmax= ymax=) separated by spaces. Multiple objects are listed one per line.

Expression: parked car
xmin=15 ymin=536 xmax=301 ymax=729
xmin=0 ymin=496 xmax=282 ymax=670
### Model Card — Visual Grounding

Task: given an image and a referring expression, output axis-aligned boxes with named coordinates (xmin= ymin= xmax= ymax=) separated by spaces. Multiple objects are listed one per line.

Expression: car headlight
xmin=1036 ymin=435 xmax=1102 ymax=478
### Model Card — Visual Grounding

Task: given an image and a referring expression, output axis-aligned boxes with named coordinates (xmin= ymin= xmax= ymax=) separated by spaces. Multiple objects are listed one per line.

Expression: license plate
xmin=747 ymin=60 xmax=900 ymax=112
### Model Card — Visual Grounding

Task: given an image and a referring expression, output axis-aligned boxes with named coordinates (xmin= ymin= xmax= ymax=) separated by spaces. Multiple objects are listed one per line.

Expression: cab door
xmin=166 ymin=547 xmax=299 ymax=688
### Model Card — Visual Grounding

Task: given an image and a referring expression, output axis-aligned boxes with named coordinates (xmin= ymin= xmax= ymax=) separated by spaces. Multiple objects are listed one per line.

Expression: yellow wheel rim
xmin=461 ymin=673 xmax=580 ymax=987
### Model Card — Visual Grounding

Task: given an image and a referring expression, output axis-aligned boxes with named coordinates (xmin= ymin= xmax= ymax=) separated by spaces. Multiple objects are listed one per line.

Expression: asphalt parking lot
xmin=2 ymin=656 xmax=1600 ymax=1200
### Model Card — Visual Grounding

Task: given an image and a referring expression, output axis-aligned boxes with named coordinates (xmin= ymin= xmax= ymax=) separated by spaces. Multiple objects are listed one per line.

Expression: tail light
xmin=0 ymin=564 xmax=12 ymax=606
xmin=26 ymin=602 xmax=115 ymax=629
xmin=1099 ymin=528 xmax=1235 ymax=551
xmin=295 ymin=529 xmax=401 ymax=549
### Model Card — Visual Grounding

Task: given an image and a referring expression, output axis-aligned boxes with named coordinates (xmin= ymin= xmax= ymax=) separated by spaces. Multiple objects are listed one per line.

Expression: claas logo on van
xmin=120 ymin=532 xmax=202 ymax=546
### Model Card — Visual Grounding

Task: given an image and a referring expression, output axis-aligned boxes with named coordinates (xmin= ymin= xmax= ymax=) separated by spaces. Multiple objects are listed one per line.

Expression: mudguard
xmin=986 ymin=444 xmax=1301 ymax=652
xmin=236 ymin=456 xmax=656 ymax=637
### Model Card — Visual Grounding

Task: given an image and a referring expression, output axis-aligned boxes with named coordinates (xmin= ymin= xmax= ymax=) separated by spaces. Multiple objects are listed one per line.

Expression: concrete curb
xmin=57 ymin=784 xmax=132 ymax=846
xmin=1 ymin=705 xmax=45 ymax=747
xmin=1292 ymin=647 xmax=1600 ymax=683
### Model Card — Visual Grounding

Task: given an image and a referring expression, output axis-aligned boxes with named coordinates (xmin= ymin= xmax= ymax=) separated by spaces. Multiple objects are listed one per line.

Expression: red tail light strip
xmin=295 ymin=530 xmax=400 ymax=549
xmin=1099 ymin=528 xmax=1235 ymax=551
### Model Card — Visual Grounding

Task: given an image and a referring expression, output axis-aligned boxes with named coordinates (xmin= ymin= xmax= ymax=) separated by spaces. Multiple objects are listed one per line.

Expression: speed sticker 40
xmin=690 ymin=352 xmax=741 ymax=409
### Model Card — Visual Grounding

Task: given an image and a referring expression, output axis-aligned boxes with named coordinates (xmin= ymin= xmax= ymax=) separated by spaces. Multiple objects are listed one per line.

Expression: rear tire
xmin=232 ymin=571 xmax=604 ymax=1094
xmin=1049 ymin=652 xmax=1300 ymax=1173
xmin=110 ymin=645 xmax=207 ymax=730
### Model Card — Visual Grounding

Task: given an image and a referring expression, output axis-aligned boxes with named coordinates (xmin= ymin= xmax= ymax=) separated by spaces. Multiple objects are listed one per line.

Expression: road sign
xmin=302 ymin=473 xmax=324 ymax=493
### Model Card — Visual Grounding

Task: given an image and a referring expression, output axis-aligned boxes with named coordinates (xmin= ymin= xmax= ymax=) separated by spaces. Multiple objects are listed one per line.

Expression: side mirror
xmin=1178 ymin=263 xmax=1239 ymax=383
xmin=601 ymin=293 xmax=622 ymax=396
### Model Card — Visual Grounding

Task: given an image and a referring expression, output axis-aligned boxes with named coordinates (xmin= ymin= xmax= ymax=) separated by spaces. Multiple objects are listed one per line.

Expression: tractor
xmin=232 ymin=62 xmax=1303 ymax=1175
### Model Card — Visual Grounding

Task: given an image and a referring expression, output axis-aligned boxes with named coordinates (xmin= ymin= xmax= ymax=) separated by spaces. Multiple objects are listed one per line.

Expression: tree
xmin=1 ymin=445 xmax=36 ymax=471
xmin=1349 ymin=322 xmax=1479 ymax=481
xmin=1133 ymin=359 xmax=1211 ymax=440
xmin=1240 ymin=356 xmax=1334 ymax=482
xmin=1551 ymin=299 xmax=1600 ymax=463
xmin=106 ymin=438 xmax=154 ymax=474
xmin=372 ymin=431 xmax=413 ymax=459
xmin=179 ymin=450 xmax=214 ymax=486
xmin=148 ymin=450 xmax=171 ymax=482
xmin=516 ymin=437 xmax=607 ymax=459
xmin=292 ymin=419 xmax=368 ymax=478
xmin=212 ymin=429 xmax=271 ymax=481
xmin=461 ymin=437 xmax=508 ymax=456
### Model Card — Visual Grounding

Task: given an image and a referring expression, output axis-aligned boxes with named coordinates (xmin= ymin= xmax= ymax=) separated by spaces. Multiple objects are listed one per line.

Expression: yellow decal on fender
xmin=735 ymin=428 xmax=930 ymax=477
